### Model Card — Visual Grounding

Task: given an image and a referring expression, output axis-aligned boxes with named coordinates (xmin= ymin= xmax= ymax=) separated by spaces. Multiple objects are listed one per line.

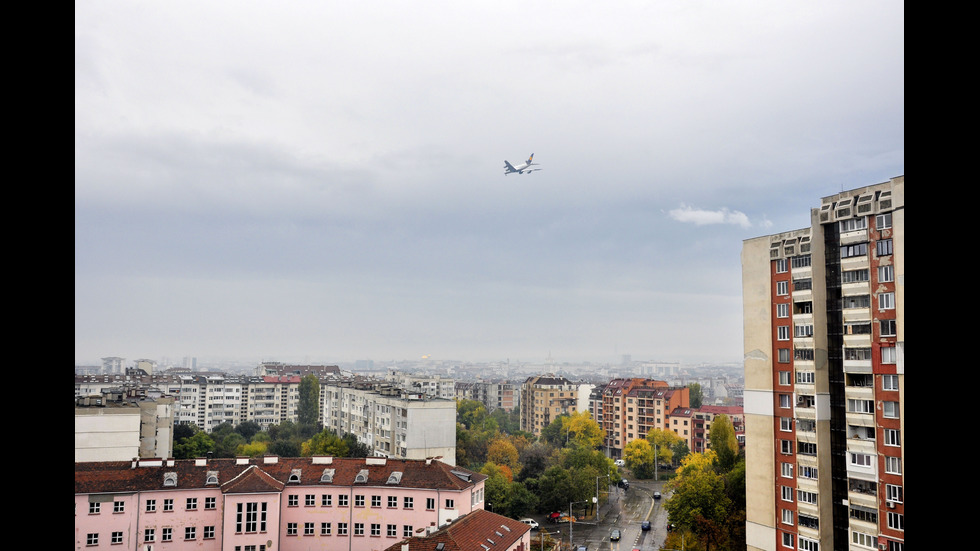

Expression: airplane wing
xmin=503 ymin=160 xmax=516 ymax=171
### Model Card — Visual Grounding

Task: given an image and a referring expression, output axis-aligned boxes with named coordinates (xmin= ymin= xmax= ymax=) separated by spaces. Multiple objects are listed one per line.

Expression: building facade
xmin=519 ymin=375 xmax=579 ymax=437
xmin=75 ymin=456 xmax=486 ymax=551
xmin=741 ymin=176 xmax=904 ymax=551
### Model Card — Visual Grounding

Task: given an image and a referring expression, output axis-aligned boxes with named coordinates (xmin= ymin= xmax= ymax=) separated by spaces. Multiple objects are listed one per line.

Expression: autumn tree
xmin=664 ymin=451 xmax=731 ymax=549
xmin=302 ymin=428 xmax=350 ymax=457
xmin=708 ymin=414 xmax=740 ymax=472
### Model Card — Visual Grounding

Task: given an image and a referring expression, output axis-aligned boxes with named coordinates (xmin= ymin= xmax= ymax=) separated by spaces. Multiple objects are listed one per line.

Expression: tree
xmin=664 ymin=451 xmax=731 ymax=550
xmin=235 ymin=421 xmax=262 ymax=441
xmin=302 ymin=428 xmax=350 ymax=457
xmin=566 ymin=411 xmax=604 ymax=449
xmin=487 ymin=438 xmax=520 ymax=471
xmin=708 ymin=415 xmax=739 ymax=472
xmin=174 ymin=430 xmax=214 ymax=459
xmin=688 ymin=383 xmax=703 ymax=408
xmin=623 ymin=438 xmax=656 ymax=478
xmin=297 ymin=374 xmax=321 ymax=428
xmin=647 ymin=428 xmax=684 ymax=466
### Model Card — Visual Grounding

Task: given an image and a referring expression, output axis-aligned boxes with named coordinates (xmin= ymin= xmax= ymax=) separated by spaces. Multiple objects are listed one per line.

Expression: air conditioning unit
xmin=887 ymin=501 xmax=895 ymax=509
xmin=878 ymin=543 xmax=887 ymax=551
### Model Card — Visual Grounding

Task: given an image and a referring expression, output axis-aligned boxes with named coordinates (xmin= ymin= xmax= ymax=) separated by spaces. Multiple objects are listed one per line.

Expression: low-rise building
xmin=74 ymin=456 xmax=486 ymax=551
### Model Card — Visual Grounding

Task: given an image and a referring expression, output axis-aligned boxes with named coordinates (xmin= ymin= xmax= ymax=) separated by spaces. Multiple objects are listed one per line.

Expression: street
xmin=528 ymin=479 xmax=668 ymax=551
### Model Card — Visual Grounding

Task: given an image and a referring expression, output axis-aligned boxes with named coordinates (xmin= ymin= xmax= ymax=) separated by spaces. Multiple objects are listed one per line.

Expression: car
xmin=558 ymin=515 xmax=576 ymax=524
xmin=618 ymin=479 xmax=629 ymax=489
xmin=576 ymin=546 xmax=588 ymax=551
xmin=666 ymin=523 xmax=675 ymax=532
xmin=548 ymin=512 xmax=562 ymax=523
xmin=653 ymin=491 xmax=662 ymax=500
xmin=641 ymin=521 xmax=651 ymax=531
xmin=610 ymin=529 xmax=621 ymax=541
xmin=614 ymin=459 xmax=625 ymax=467
xmin=519 ymin=518 xmax=539 ymax=530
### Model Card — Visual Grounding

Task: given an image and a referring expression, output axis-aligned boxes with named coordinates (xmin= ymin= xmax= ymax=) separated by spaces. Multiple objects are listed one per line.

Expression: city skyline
xmin=75 ymin=2 xmax=904 ymax=365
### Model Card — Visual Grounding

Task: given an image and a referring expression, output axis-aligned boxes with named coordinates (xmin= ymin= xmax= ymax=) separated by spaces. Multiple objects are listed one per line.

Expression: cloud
xmin=668 ymin=204 xmax=753 ymax=229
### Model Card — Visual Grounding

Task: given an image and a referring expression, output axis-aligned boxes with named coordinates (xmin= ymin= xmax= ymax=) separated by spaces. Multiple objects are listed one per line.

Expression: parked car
xmin=610 ymin=529 xmax=621 ymax=541
xmin=653 ymin=491 xmax=662 ymax=499
xmin=576 ymin=546 xmax=588 ymax=551
xmin=618 ymin=479 xmax=629 ymax=489
xmin=548 ymin=512 xmax=562 ymax=523
xmin=558 ymin=515 xmax=577 ymax=524
xmin=520 ymin=518 xmax=539 ymax=530
xmin=614 ymin=459 xmax=625 ymax=466
xmin=641 ymin=521 xmax=651 ymax=531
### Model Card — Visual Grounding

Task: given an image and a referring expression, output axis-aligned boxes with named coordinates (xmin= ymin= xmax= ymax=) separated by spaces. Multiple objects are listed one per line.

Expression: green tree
xmin=174 ymin=430 xmax=215 ymax=459
xmin=647 ymin=428 xmax=684 ymax=466
xmin=302 ymin=428 xmax=350 ymax=457
xmin=298 ymin=374 xmax=321 ymax=428
xmin=235 ymin=421 xmax=262 ymax=441
xmin=664 ymin=451 xmax=731 ymax=550
xmin=709 ymin=415 xmax=739 ymax=472
xmin=688 ymin=383 xmax=703 ymax=408
xmin=623 ymin=438 xmax=656 ymax=478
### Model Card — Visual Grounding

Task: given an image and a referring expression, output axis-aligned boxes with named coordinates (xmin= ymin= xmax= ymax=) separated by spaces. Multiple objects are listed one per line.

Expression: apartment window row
xmin=287 ymin=522 xmax=406 ymax=538
xmin=143 ymin=526 xmax=214 ymax=542
xmin=141 ymin=497 xmax=214 ymax=513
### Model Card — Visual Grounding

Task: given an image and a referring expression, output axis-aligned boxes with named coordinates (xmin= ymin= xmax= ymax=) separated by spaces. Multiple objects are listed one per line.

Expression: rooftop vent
xmin=354 ymin=469 xmax=369 ymax=483
xmin=288 ymin=469 xmax=302 ymax=483
xmin=387 ymin=471 xmax=403 ymax=485
xmin=320 ymin=468 xmax=335 ymax=483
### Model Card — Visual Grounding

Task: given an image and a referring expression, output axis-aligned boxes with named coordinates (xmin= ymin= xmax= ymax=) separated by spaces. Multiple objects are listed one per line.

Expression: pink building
xmin=75 ymin=456 xmax=486 ymax=551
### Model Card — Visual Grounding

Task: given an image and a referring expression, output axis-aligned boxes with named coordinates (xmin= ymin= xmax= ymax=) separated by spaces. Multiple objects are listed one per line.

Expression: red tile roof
xmin=383 ymin=509 xmax=529 ymax=551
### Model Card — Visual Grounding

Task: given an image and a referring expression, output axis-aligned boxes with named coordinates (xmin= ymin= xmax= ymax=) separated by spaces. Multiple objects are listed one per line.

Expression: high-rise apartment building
xmin=742 ymin=176 xmax=903 ymax=551
xmin=519 ymin=375 xmax=579 ymax=437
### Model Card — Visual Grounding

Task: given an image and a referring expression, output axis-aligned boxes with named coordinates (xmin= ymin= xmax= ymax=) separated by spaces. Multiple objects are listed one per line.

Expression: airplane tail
xmin=527 ymin=154 xmax=534 ymax=163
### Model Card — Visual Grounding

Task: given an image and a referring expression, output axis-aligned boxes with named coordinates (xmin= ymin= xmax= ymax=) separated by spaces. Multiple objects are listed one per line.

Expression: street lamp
xmin=595 ymin=474 xmax=611 ymax=521
xmin=568 ymin=499 xmax=591 ymax=550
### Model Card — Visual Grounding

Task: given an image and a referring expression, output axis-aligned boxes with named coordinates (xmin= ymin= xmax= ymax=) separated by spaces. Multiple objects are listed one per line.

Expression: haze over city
xmin=75 ymin=2 xmax=904 ymax=365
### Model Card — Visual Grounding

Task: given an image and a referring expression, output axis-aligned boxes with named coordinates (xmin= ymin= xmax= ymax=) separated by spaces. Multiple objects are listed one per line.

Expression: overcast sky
xmin=75 ymin=1 xmax=904 ymax=366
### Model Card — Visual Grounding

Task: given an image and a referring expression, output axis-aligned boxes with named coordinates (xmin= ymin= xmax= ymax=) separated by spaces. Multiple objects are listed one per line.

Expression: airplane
xmin=503 ymin=153 xmax=541 ymax=175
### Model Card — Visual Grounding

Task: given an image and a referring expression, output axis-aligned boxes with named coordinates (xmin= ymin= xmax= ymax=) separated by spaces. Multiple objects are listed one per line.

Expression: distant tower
xmin=101 ymin=357 xmax=125 ymax=374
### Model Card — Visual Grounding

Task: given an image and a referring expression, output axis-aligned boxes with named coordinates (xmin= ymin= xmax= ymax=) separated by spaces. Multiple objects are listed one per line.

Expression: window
xmin=237 ymin=502 xmax=267 ymax=533
xmin=162 ymin=528 xmax=172 ymax=542
xmin=778 ymin=371 xmax=791 ymax=385
xmin=164 ymin=498 xmax=173 ymax=512
xmin=887 ymin=512 xmax=904 ymax=531
xmin=186 ymin=497 xmax=197 ymax=510
xmin=876 ymin=212 xmax=892 ymax=229
xmin=883 ymin=401 xmax=900 ymax=419
xmin=797 ymin=490 xmax=817 ymax=505
xmin=792 ymin=255 xmax=811 ymax=268
xmin=322 ymin=494 xmax=333 ymax=507
xmin=799 ymin=536 xmax=819 ymax=551
xmin=185 ymin=527 xmax=196 ymax=540
xmin=781 ymin=462 xmax=794 ymax=478
xmin=880 ymin=319 xmax=896 ymax=336
xmin=848 ymin=399 xmax=874 ymax=413
xmin=794 ymin=278 xmax=812 ymax=291
xmin=845 ymin=322 xmax=872 ymax=335
xmin=775 ymin=258 xmax=788 ymax=273
xmin=845 ymin=348 xmax=872 ymax=361
xmin=852 ymin=531 xmax=877 ymax=549
xmin=777 ymin=326 xmax=790 ymax=341
xmin=796 ymin=371 xmax=815 ymax=384
xmin=776 ymin=303 xmax=789 ymax=317
xmin=404 ymin=497 xmax=414 ymax=509
xmin=794 ymin=324 xmax=813 ymax=337
xmin=144 ymin=529 xmax=154 ymax=543
xmin=111 ymin=531 xmax=123 ymax=544
xmin=781 ymin=486 xmax=793 ymax=502
xmin=881 ymin=346 xmax=897 ymax=364
xmin=798 ymin=441 xmax=817 ymax=456
xmin=288 ymin=495 xmax=298 ymax=507
xmin=878 ymin=292 xmax=895 ymax=310
xmin=88 ymin=534 xmax=99 ymax=546
xmin=851 ymin=453 xmax=873 ymax=467
xmin=113 ymin=501 xmax=125 ymax=513
xmin=782 ymin=532 xmax=794 ymax=548
xmin=842 ymin=295 xmax=871 ymax=309
xmin=338 ymin=523 xmax=348 ymax=536
xmin=799 ymin=465 xmax=818 ymax=480
xmin=354 ymin=523 xmax=364 ymax=536
xmin=371 ymin=495 xmax=381 ymax=508
xmin=878 ymin=265 xmax=894 ymax=282
xmin=840 ymin=217 xmax=867 ymax=232
xmin=776 ymin=348 xmax=790 ymax=363
xmin=779 ymin=394 xmax=791 ymax=408
xmin=842 ymin=268 xmax=869 ymax=283
xmin=204 ymin=526 xmax=215 ymax=539
xmin=287 ymin=523 xmax=297 ymax=536
xmin=445 ymin=499 xmax=455 ymax=509
xmin=781 ymin=509 xmax=794 ymax=525
xmin=776 ymin=281 xmax=789 ymax=296
xmin=305 ymin=523 xmax=315 ymax=536
xmin=89 ymin=502 xmax=101 ymax=514
xmin=886 ymin=484 xmax=903 ymax=503
xmin=876 ymin=239 xmax=893 ymax=256
xmin=305 ymin=494 xmax=316 ymax=506
xmin=403 ymin=525 xmax=414 ymax=538
xmin=426 ymin=497 xmax=435 ymax=510
xmin=355 ymin=495 xmax=365 ymax=507
xmin=388 ymin=524 xmax=397 ymax=537
xmin=795 ymin=349 xmax=814 ymax=361
xmin=338 ymin=495 xmax=349 ymax=507
xmin=781 ymin=440 xmax=793 ymax=454
xmin=884 ymin=429 xmax=900 ymax=446
xmin=388 ymin=496 xmax=397 ymax=508
xmin=883 ymin=374 xmax=899 ymax=391
xmin=841 ymin=242 xmax=868 ymax=258
xmin=146 ymin=499 xmax=156 ymax=512
xmin=371 ymin=523 xmax=381 ymax=536
xmin=321 ymin=522 xmax=332 ymax=535
xmin=780 ymin=417 xmax=792 ymax=431
xmin=205 ymin=497 xmax=216 ymax=510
